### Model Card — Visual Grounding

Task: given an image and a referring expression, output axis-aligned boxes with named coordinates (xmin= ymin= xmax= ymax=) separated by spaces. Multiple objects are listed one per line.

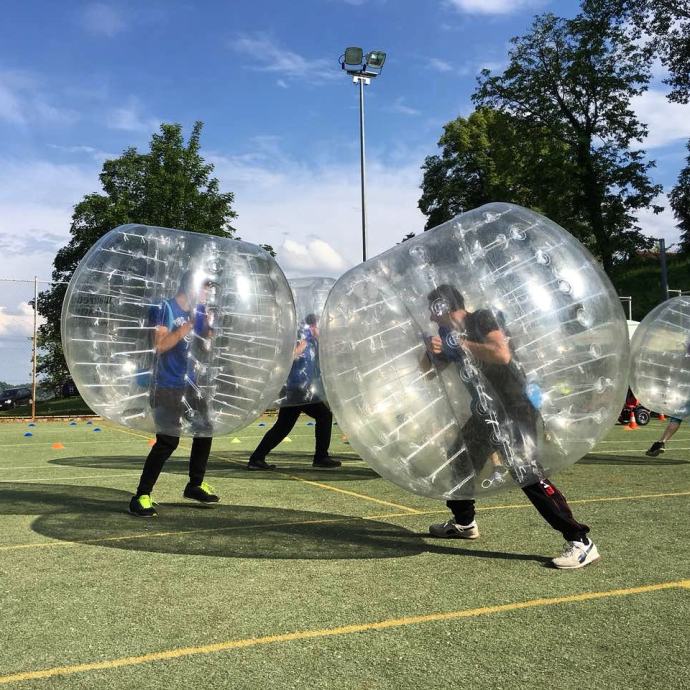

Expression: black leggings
xmin=447 ymin=478 xmax=590 ymax=542
xmin=447 ymin=403 xmax=589 ymax=541
xmin=137 ymin=435 xmax=212 ymax=496
xmin=250 ymin=402 xmax=333 ymax=462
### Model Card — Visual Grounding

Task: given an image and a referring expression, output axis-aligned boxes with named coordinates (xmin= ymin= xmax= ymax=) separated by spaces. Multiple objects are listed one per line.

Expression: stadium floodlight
xmin=339 ymin=47 xmax=387 ymax=262
xmin=343 ymin=46 xmax=364 ymax=73
xmin=362 ymin=50 xmax=386 ymax=76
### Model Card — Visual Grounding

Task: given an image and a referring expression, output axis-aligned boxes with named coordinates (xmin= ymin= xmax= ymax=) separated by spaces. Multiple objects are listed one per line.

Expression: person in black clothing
xmin=247 ymin=313 xmax=341 ymax=470
xmin=424 ymin=284 xmax=599 ymax=569
xmin=129 ymin=271 xmax=219 ymax=517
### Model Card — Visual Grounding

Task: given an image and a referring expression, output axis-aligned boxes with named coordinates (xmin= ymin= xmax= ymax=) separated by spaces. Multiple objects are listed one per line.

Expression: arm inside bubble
xmin=293 ymin=339 xmax=308 ymax=359
xmin=462 ymin=329 xmax=511 ymax=366
xmin=153 ymin=322 xmax=193 ymax=354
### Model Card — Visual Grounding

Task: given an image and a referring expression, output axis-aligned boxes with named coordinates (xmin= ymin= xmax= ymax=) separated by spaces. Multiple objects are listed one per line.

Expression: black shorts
xmin=150 ymin=386 xmax=211 ymax=435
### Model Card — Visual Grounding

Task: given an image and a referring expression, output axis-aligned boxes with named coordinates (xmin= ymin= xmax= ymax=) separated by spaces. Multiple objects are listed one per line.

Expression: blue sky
xmin=1 ymin=0 xmax=689 ymax=382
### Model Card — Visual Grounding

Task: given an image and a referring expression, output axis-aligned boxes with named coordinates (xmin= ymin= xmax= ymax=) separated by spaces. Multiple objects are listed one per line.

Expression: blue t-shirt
xmin=286 ymin=326 xmax=319 ymax=394
xmin=148 ymin=298 xmax=206 ymax=389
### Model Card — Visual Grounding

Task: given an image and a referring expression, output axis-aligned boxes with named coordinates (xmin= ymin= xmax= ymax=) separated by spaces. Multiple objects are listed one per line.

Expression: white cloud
xmin=107 ymin=99 xmax=160 ymax=133
xmin=0 ymin=302 xmax=41 ymax=339
xmin=81 ymin=3 xmax=126 ymax=37
xmin=389 ymin=97 xmax=421 ymax=116
xmin=633 ymin=90 xmax=690 ymax=149
xmin=209 ymin=148 xmax=427 ymax=278
xmin=477 ymin=59 xmax=507 ymax=74
xmin=279 ymin=237 xmax=348 ymax=275
xmin=428 ymin=58 xmax=453 ymax=73
xmin=445 ymin=0 xmax=545 ymax=15
xmin=0 ymin=158 xmax=99 ymax=283
xmin=637 ymin=194 xmax=681 ymax=248
xmin=0 ymin=82 xmax=24 ymax=123
xmin=48 ymin=144 xmax=115 ymax=163
xmin=0 ymin=71 xmax=79 ymax=126
xmin=230 ymin=34 xmax=339 ymax=83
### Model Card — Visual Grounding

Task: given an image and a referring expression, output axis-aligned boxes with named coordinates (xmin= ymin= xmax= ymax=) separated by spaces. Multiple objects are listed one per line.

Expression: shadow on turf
xmin=579 ymin=453 xmax=689 ymax=466
xmin=0 ymin=482 xmax=549 ymax=563
xmin=0 ymin=482 xmax=419 ymax=561
xmin=47 ymin=453 xmax=379 ymax=482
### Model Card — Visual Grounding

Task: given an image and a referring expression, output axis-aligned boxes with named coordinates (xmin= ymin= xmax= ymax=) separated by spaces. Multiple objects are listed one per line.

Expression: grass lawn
xmin=0 ymin=396 xmax=93 ymax=418
xmin=0 ymin=417 xmax=688 ymax=688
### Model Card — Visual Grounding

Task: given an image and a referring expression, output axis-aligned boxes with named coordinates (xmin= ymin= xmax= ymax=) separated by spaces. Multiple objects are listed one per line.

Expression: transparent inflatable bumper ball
xmin=62 ymin=224 xmax=296 ymax=437
xmin=629 ymin=296 xmax=690 ymax=419
xmin=320 ymin=203 xmax=629 ymax=499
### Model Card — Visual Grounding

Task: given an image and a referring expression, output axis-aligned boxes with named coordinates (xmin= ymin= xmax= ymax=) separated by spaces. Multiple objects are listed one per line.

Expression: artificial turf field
xmin=1 ymin=416 xmax=688 ymax=689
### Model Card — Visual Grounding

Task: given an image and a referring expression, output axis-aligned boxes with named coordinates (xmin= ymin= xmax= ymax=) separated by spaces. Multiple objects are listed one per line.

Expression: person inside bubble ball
xmin=247 ymin=313 xmax=341 ymax=470
xmin=646 ymin=339 xmax=690 ymax=457
xmin=646 ymin=417 xmax=683 ymax=457
xmin=423 ymin=284 xmax=599 ymax=569
xmin=129 ymin=270 xmax=219 ymax=517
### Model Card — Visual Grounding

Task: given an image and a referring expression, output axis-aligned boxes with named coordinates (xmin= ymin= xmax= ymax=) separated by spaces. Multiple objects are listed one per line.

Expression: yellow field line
xmin=0 ymin=439 xmax=145 ymax=449
xmin=0 ymin=473 xmax=139 ymax=484
xmin=588 ymin=447 xmax=690 ymax=454
xmin=102 ymin=423 xmax=422 ymax=514
xmin=1 ymin=489 xmax=688 ymax=552
xmin=0 ymin=510 xmax=412 ymax=551
xmin=1 ymin=579 xmax=688 ymax=685
xmin=408 ymin=489 xmax=690 ymax=517
xmin=281 ymin=476 xmax=422 ymax=513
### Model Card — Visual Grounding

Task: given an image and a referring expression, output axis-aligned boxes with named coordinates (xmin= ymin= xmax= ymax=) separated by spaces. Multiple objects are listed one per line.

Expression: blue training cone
xmin=24 ymin=432 xmax=33 ymax=437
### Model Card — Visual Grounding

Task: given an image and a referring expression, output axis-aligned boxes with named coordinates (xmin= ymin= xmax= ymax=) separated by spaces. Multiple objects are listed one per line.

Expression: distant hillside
xmin=609 ymin=253 xmax=690 ymax=321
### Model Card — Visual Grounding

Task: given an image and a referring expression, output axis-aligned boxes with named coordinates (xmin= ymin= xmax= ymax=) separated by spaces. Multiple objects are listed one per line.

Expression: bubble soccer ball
xmin=277 ymin=276 xmax=336 ymax=407
xmin=62 ymin=224 xmax=296 ymax=437
xmin=320 ymin=203 xmax=629 ymax=499
xmin=629 ymin=296 xmax=690 ymax=419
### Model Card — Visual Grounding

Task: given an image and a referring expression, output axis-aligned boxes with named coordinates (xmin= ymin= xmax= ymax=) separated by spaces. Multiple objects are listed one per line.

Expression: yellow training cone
xmin=231 ymin=437 xmax=242 ymax=444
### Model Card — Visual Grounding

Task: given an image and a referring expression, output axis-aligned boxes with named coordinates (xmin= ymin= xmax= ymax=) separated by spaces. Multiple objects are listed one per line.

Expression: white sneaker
xmin=481 ymin=469 xmax=507 ymax=489
xmin=552 ymin=539 xmax=600 ymax=569
xmin=428 ymin=519 xmax=480 ymax=539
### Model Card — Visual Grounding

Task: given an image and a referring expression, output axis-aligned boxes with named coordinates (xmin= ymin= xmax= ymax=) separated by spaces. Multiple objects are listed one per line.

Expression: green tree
xmin=37 ymin=121 xmax=238 ymax=387
xmin=611 ymin=0 xmax=690 ymax=104
xmin=418 ymin=107 xmax=586 ymax=237
xmin=670 ymin=140 xmax=690 ymax=252
xmin=474 ymin=3 xmax=662 ymax=272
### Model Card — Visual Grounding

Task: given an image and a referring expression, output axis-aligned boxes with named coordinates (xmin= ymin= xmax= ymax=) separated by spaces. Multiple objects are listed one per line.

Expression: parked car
xmin=1 ymin=387 xmax=32 ymax=410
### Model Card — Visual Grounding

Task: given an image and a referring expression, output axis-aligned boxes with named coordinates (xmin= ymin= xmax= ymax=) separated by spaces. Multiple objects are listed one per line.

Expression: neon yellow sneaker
xmin=183 ymin=481 xmax=220 ymax=503
xmin=129 ymin=494 xmax=157 ymax=518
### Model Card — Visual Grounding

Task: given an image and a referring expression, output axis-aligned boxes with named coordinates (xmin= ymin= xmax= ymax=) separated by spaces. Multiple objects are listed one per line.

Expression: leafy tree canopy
xmin=37 ymin=121 xmax=238 ymax=386
xmin=472 ymin=1 xmax=662 ymax=271
xmin=419 ymin=107 xmax=588 ymax=242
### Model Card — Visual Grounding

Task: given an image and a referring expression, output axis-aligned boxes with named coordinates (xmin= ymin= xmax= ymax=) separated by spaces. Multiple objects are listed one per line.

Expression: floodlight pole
xmin=354 ymin=75 xmax=370 ymax=263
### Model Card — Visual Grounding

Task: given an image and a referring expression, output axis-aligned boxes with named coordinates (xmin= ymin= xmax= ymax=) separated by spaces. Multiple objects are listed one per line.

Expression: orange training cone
xmin=147 ymin=439 xmax=156 ymax=446
xmin=658 ymin=414 xmax=666 ymax=421
xmin=51 ymin=442 xmax=65 ymax=449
